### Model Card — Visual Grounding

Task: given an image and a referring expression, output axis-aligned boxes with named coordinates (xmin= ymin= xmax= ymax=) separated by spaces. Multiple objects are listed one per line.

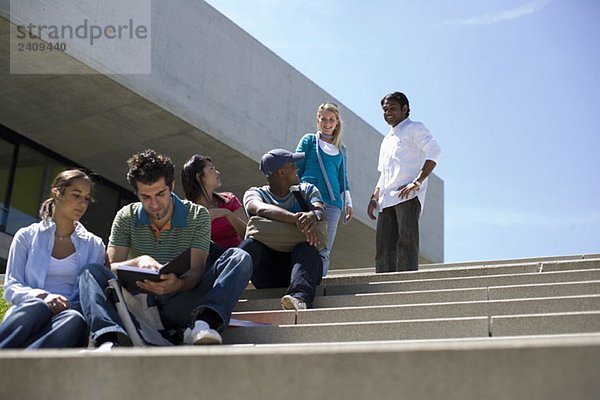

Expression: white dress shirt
xmin=375 ymin=118 xmax=441 ymax=212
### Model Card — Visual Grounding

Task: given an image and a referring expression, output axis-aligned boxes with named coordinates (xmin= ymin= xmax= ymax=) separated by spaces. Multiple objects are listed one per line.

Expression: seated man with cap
xmin=239 ymin=149 xmax=326 ymax=310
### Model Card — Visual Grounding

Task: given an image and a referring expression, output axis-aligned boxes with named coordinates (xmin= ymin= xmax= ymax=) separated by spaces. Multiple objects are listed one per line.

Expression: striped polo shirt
xmin=108 ymin=193 xmax=210 ymax=265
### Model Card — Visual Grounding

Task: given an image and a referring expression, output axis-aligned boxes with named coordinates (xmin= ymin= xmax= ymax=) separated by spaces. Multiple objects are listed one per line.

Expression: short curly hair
xmin=126 ymin=149 xmax=175 ymax=192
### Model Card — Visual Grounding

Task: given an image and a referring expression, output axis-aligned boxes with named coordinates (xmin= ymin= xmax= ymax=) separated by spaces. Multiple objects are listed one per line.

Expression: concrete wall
xmin=0 ymin=0 xmax=444 ymax=264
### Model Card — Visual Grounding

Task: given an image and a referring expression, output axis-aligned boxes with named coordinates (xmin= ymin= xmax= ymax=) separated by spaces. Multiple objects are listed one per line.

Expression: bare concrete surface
xmin=0 ymin=335 xmax=599 ymax=400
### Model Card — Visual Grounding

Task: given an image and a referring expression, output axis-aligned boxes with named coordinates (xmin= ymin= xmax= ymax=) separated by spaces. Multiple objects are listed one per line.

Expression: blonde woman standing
xmin=296 ymin=102 xmax=352 ymax=276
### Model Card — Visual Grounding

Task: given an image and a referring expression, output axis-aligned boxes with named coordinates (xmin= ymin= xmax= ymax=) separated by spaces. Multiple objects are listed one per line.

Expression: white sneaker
xmin=95 ymin=341 xmax=116 ymax=352
xmin=281 ymin=295 xmax=307 ymax=310
xmin=183 ymin=320 xmax=222 ymax=345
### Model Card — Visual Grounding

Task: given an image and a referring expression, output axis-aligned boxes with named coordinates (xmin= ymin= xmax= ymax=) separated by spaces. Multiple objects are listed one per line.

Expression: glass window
xmin=0 ymin=126 xmax=137 ymax=274
xmin=0 ymin=138 xmax=15 ymax=230
xmin=81 ymin=182 xmax=122 ymax=244
xmin=5 ymin=145 xmax=66 ymax=235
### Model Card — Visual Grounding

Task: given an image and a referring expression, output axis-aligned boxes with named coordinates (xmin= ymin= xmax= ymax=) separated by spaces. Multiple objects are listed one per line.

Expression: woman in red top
xmin=182 ymin=155 xmax=248 ymax=249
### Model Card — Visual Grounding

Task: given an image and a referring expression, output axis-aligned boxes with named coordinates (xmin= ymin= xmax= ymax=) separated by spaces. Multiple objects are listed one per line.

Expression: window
xmin=6 ymin=145 xmax=67 ymax=235
xmin=0 ymin=126 xmax=136 ymax=272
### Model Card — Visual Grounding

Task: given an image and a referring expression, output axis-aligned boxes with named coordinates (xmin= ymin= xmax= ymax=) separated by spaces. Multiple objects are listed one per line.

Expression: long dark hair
xmin=181 ymin=154 xmax=225 ymax=206
xmin=39 ymin=169 xmax=93 ymax=220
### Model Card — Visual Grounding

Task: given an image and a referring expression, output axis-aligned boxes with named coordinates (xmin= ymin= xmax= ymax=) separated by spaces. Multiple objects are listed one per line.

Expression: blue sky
xmin=204 ymin=0 xmax=600 ymax=263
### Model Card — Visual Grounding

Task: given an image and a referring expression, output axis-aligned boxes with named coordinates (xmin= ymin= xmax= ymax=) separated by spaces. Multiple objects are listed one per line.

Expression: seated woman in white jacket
xmin=0 ymin=169 xmax=106 ymax=349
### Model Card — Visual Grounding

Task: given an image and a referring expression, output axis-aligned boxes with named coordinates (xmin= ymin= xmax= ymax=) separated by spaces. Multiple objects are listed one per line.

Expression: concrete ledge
xmin=235 ymin=287 xmax=489 ymax=312
xmin=221 ymin=317 xmax=489 ymax=344
xmin=240 ymin=286 xmax=324 ymax=300
xmin=489 ymin=281 xmax=600 ymax=300
xmin=326 ymin=269 xmax=600 ymax=296
xmin=232 ymin=310 xmax=296 ymax=326
xmin=324 ymin=263 xmax=542 ymax=286
xmin=327 ymin=254 xmax=600 ymax=275
xmin=491 ymin=311 xmax=600 ymax=336
xmin=422 ymin=254 xmax=597 ymax=269
xmin=541 ymin=259 xmax=600 ymax=272
xmin=235 ymin=281 xmax=600 ymax=312
xmin=1 ymin=335 xmax=599 ymax=400
xmin=295 ymin=295 xmax=600 ymax=324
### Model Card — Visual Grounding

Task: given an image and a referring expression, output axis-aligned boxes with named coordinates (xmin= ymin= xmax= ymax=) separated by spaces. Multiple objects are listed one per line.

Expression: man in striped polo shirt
xmin=78 ymin=149 xmax=252 ymax=348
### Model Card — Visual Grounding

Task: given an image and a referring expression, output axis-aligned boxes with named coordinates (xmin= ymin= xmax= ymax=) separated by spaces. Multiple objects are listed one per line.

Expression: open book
xmin=115 ymin=248 xmax=191 ymax=294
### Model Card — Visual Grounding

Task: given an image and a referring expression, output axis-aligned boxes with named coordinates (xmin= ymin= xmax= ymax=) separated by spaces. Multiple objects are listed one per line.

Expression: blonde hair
xmin=39 ymin=169 xmax=93 ymax=220
xmin=317 ymin=102 xmax=344 ymax=150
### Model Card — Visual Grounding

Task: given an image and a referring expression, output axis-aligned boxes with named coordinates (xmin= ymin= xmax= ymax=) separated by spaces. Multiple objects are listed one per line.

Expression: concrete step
xmin=225 ymin=309 xmax=600 ymax=345
xmin=1 ymin=335 xmax=599 ymax=400
xmin=290 ymin=295 xmax=600 ymax=324
xmin=235 ymin=281 xmax=600 ymax=312
xmin=324 ymin=262 xmax=543 ymax=286
xmin=326 ymin=253 xmax=600 ymax=274
xmin=489 ymin=280 xmax=600 ymax=299
xmin=222 ymin=316 xmax=490 ymax=344
xmin=324 ymin=259 xmax=600 ymax=287
xmin=235 ymin=287 xmax=489 ymax=312
xmin=491 ymin=311 xmax=600 ymax=336
xmin=225 ymin=310 xmax=600 ymax=345
xmin=240 ymin=266 xmax=600 ymax=301
xmin=325 ymin=269 xmax=600 ymax=295
xmin=423 ymin=253 xmax=600 ymax=269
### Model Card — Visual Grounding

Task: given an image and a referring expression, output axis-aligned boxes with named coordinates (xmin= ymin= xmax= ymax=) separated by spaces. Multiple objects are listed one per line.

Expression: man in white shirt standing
xmin=367 ymin=92 xmax=442 ymax=272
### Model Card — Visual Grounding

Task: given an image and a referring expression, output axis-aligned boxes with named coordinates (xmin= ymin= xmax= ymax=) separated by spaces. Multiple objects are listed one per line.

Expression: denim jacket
xmin=3 ymin=218 xmax=105 ymax=311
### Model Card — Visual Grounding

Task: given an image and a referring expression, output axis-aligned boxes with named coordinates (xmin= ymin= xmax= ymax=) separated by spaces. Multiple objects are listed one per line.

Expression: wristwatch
xmin=312 ymin=210 xmax=323 ymax=221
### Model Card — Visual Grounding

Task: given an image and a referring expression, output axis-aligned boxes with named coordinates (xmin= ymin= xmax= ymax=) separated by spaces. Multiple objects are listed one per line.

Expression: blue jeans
xmin=240 ymin=239 xmax=322 ymax=308
xmin=77 ymin=248 xmax=252 ymax=344
xmin=319 ymin=205 xmax=342 ymax=276
xmin=0 ymin=299 xmax=88 ymax=349
xmin=376 ymin=197 xmax=421 ymax=272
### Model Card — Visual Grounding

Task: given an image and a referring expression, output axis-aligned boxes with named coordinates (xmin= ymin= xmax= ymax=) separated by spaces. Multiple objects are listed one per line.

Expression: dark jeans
xmin=376 ymin=197 xmax=421 ymax=273
xmin=77 ymin=248 xmax=252 ymax=345
xmin=0 ymin=299 xmax=88 ymax=349
xmin=239 ymin=238 xmax=322 ymax=308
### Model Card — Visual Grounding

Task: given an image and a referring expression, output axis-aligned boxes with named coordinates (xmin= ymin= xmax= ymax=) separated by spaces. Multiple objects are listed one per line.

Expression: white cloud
xmin=444 ymin=0 xmax=554 ymax=25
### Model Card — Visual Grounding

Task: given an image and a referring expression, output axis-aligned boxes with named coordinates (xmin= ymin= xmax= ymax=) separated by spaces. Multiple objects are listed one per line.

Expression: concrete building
xmin=0 ymin=0 xmax=443 ymax=272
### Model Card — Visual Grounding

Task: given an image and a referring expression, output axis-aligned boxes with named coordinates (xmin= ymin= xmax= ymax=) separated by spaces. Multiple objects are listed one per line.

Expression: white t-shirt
xmin=44 ymin=252 xmax=79 ymax=298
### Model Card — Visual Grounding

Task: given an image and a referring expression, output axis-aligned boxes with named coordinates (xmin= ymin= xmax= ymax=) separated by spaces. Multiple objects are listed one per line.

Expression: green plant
xmin=0 ymin=288 xmax=10 ymax=320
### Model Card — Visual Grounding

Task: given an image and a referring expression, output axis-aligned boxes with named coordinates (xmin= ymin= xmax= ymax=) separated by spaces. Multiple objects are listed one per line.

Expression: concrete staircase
xmin=1 ymin=254 xmax=600 ymax=399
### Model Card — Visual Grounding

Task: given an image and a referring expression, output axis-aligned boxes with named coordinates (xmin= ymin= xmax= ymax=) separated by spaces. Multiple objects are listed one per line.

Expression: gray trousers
xmin=375 ymin=197 xmax=421 ymax=272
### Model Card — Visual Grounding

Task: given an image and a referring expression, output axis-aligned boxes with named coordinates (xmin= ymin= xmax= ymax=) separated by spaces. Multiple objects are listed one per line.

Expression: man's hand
xmin=295 ymin=211 xmax=316 ymax=234
xmin=294 ymin=211 xmax=322 ymax=247
xmin=398 ymin=182 xmax=419 ymax=199
xmin=367 ymin=199 xmax=378 ymax=220
xmin=44 ymin=293 xmax=70 ymax=315
xmin=135 ymin=255 xmax=163 ymax=271
xmin=304 ymin=229 xmax=321 ymax=247
xmin=136 ymin=273 xmax=183 ymax=295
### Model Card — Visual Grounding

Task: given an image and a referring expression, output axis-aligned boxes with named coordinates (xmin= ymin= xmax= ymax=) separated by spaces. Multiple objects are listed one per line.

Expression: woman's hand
xmin=345 ymin=206 xmax=353 ymax=223
xmin=44 ymin=294 xmax=70 ymax=315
